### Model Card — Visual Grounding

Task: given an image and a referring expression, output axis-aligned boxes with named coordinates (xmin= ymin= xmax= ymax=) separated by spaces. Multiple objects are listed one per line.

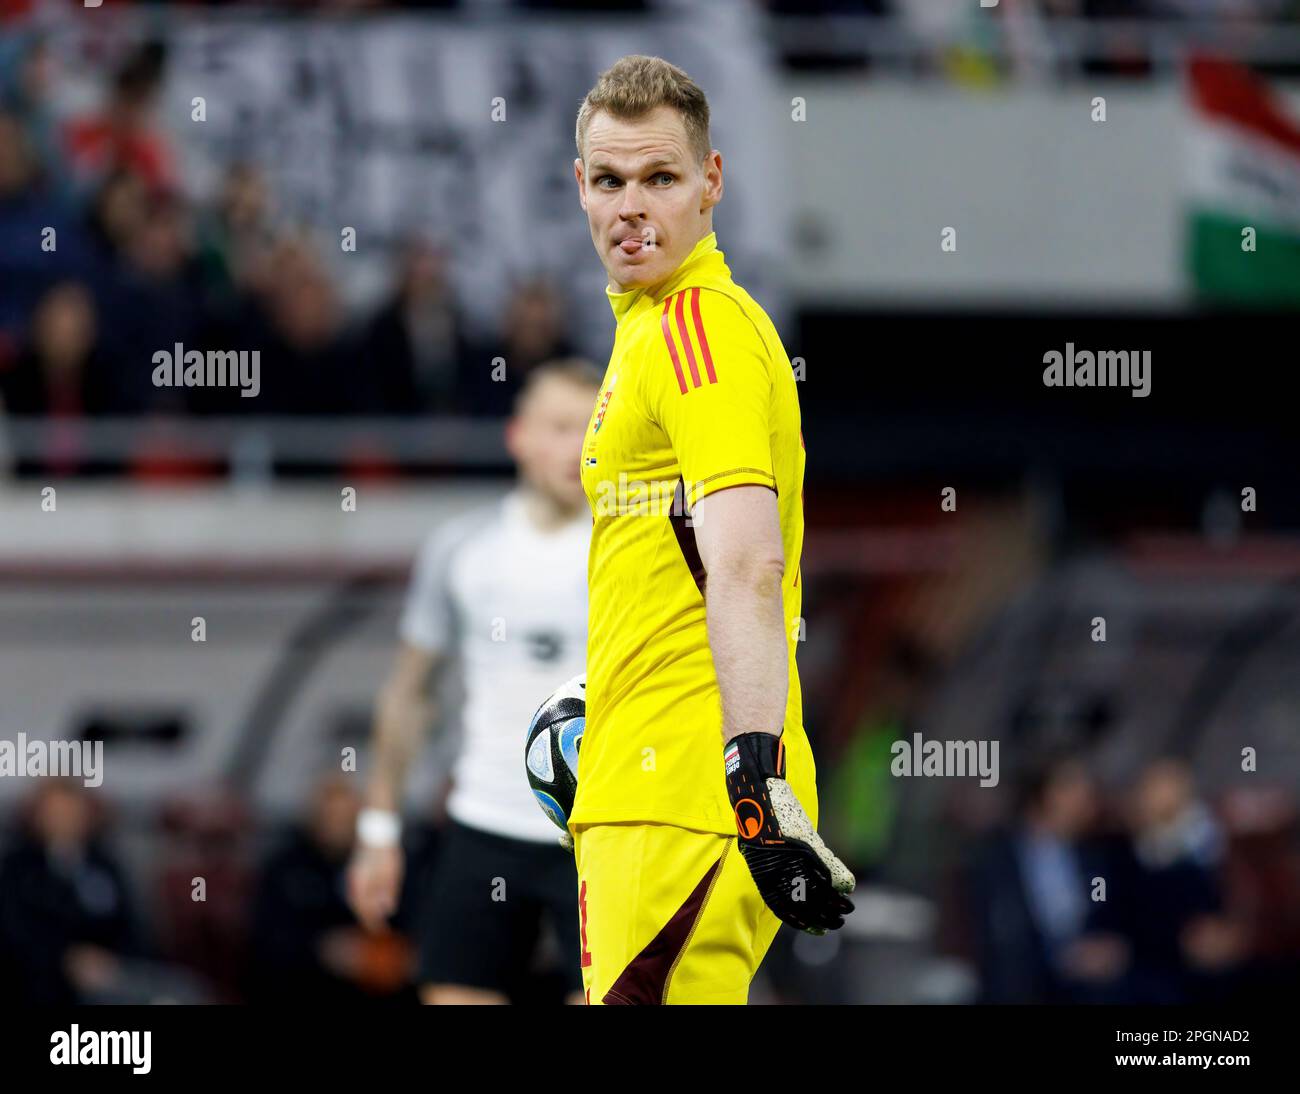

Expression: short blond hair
xmin=575 ymin=55 xmax=711 ymax=166
xmin=515 ymin=357 xmax=603 ymax=414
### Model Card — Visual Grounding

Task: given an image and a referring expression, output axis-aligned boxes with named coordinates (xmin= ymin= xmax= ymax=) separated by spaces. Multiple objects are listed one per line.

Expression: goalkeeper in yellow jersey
xmin=569 ymin=55 xmax=855 ymax=1005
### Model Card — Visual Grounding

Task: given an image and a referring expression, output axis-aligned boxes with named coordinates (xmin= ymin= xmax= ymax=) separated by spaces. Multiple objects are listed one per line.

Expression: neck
xmin=520 ymin=484 xmax=581 ymax=532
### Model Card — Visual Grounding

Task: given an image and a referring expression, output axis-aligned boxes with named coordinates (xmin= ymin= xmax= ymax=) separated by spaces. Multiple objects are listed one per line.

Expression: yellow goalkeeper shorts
xmin=572 ymin=791 xmax=818 ymax=1005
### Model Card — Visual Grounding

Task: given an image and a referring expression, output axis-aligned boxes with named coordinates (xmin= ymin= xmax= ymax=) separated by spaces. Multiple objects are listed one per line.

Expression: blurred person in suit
xmin=1115 ymin=758 xmax=1247 ymax=1003
xmin=972 ymin=751 xmax=1131 ymax=1003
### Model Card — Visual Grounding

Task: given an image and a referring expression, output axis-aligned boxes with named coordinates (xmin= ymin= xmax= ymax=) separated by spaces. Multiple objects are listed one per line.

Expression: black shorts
xmin=417 ymin=819 xmax=581 ymax=998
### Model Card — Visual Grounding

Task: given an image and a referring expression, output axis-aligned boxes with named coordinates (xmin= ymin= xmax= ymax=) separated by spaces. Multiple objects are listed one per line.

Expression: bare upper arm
xmin=692 ymin=484 xmax=784 ymax=577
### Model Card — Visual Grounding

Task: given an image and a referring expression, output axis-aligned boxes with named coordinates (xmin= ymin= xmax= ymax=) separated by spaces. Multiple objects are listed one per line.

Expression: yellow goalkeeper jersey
xmin=571 ymin=231 xmax=814 ymax=836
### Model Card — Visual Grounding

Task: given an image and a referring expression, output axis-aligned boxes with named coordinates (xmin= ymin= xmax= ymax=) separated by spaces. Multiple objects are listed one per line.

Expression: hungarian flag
xmin=1187 ymin=55 xmax=1300 ymax=307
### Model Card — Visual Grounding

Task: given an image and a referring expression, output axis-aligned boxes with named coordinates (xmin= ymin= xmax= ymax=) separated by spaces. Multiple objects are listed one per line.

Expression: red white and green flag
xmin=1187 ymin=55 xmax=1300 ymax=307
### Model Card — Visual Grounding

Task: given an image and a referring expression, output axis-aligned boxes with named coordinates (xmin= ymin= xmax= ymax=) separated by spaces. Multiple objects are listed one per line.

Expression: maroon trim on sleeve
xmin=669 ymin=477 xmax=707 ymax=596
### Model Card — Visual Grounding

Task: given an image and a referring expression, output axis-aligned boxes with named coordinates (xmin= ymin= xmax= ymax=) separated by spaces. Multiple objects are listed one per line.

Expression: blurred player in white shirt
xmin=347 ymin=359 xmax=600 ymax=1004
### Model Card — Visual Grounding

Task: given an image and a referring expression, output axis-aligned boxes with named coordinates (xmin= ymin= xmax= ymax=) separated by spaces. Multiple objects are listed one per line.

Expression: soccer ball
xmin=524 ymin=673 xmax=585 ymax=831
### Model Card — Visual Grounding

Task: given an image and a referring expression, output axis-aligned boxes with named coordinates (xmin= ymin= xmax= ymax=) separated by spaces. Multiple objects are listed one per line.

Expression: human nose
xmin=617 ymin=182 xmax=646 ymax=221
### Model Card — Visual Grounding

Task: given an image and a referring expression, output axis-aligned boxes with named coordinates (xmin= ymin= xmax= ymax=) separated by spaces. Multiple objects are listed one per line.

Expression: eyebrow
xmin=589 ymin=157 xmax=681 ymax=175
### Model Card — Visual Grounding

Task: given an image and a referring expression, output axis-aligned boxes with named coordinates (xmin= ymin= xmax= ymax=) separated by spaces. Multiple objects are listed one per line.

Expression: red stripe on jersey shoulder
xmin=660 ymin=296 xmax=688 ymax=394
xmin=672 ymin=291 xmax=702 ymax=389
xmin=689 ymin=287 xmax=717 ymax=384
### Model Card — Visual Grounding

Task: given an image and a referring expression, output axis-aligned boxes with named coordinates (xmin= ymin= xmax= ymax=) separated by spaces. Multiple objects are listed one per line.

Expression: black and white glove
xmin=725 ymin=732 xmax=856 ymax=935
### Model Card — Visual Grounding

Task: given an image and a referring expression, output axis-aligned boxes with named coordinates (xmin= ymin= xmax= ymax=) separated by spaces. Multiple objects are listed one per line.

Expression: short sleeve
xmin=642 ymin=287 xmax=776 ymax=510
xmin=399 ymin=523 xmax=466 ymax=653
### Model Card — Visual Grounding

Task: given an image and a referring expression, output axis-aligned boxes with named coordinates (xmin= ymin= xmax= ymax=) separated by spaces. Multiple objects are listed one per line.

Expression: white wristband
xmin=357 ymin=808 xmax=402 ymax=848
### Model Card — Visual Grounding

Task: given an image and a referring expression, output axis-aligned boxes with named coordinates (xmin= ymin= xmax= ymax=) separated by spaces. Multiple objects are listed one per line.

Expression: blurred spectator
xmin=363 ymin=239 xmax=475 ymax=414
xmin=1111 ymin=758 xmax=1247 ymax=1002
xmin=0 ymin=281 xmax=109 ymax=438
xmin=1 ymin=32 xmax=66 ymax=197
xmin=1220 ymin=785 xmax=1300 ymax=1000
xmin=249 ymin=775 xmax=415 ymax=1003
xmin=972 ymin=752 xmax=1131 ymax=1003
xmin=63 ymin=41 xmax=176 ymax=192
xmin=0 ymin=107 xmax=87 ymax=364
xmin=248 ymin=233 xmax=369 ymax=415
xmin=467 ymin=278 xmax=577 ymax=416
xmin=188 ymin=164 xmax=280 ymax=417
xmin=0 ymin=780 xmax=144 ymax=1004
xmin=197 ymin=162 xmax=278 ymax=307
xmin=84 ymin=169 xmax=148 ymax=273
xmin=94 ymin=186 xmax=206 ymax=414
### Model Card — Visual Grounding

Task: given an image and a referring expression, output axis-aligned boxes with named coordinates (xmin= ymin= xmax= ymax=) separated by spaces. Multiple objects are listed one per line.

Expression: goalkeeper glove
xmin=725 ymin=731 xmax=856 ymax=935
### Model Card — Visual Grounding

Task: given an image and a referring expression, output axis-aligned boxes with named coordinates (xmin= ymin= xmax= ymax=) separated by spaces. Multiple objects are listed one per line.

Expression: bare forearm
xmin=705 ymin=560 xmax=788 ymax=744
xmin=366 ymin=689 xmax=436 ymax=811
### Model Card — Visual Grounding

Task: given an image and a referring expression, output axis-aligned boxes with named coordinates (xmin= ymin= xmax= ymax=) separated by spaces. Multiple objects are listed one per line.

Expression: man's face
xmin=1045 ymin=764 xmax=1098 ymax=837
xmin=575 ymin=105 xmax=722 ymax=293
xmin=507 ymin=374 xmax=598 ymax=510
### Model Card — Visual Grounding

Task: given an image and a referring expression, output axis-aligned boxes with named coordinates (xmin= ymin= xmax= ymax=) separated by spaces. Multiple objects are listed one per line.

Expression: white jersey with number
xmin=400 ymin=489 xmax=589 ymax=842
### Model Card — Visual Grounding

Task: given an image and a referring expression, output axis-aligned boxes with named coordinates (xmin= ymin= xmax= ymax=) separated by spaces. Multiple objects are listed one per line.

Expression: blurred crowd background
xmin=1 ymin=0 xmax=1298 ymax=1005
xmin=0 ymin=31 xmax=579 ymax=434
